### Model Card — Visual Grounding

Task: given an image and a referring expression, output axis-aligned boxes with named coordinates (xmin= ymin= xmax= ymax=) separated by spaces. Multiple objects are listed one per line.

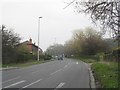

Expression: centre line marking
xmin=50 ymin=69 xmax=62 ymax=75
xmin=55 ymin=82 xmax=65 ymax=89
xmin=64 ymin=65 xmax=68 ymax=68
xmin=3 ymin=80 xmax=26 ymax=88
xmin=22 ymin=79 xmax=42 ymax=88
xmin=3 ymin=76 xmax=20 ymax=83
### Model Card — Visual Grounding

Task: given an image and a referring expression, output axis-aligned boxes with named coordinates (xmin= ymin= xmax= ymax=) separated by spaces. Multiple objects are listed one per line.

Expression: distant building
xmin=16 ymin=38 xmax=43 ymax=55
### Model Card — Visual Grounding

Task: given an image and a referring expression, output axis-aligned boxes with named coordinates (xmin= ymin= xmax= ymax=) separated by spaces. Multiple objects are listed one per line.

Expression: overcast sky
xmin=1 ymin=0 xmax=96 ymax=51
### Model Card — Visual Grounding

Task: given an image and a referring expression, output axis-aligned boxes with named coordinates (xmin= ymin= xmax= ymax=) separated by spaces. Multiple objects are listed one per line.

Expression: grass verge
xmin=73 ymin=55 xmax=118 ymax=88
xmin=91 ymin=62 xmax=118 ymax=88
xmin=2 ymin=60 xmax=53 ymax=68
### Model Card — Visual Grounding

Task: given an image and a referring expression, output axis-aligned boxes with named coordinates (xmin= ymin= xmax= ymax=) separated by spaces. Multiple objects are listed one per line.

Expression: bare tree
xmin=46 ymin=44 xmax=64 ymax=56
xmin=64 ymin=0 xmax=120 ymax=41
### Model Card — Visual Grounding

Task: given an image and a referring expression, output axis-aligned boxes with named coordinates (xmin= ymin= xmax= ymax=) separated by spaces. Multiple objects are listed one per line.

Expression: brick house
xmin=16 ymin=38 xmax=43 ymax=55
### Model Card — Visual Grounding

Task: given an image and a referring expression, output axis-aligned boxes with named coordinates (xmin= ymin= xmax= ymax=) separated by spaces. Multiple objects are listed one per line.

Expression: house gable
xmin=16 ymin=38 xmax=43 ymax=55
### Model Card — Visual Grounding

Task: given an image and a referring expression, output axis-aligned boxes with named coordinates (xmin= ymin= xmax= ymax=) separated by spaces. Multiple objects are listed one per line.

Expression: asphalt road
xmin=2 ymin=58 xmax=90 ymax=89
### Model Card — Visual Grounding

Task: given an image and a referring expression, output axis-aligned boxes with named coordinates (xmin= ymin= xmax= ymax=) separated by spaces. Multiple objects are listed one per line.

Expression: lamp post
xmin=38 ymin=17 xmax=42 ymax=61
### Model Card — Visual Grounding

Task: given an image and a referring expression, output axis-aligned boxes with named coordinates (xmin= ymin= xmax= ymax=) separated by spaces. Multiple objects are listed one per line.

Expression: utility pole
xmin=38 ymin=17 xmax=42 ymax=61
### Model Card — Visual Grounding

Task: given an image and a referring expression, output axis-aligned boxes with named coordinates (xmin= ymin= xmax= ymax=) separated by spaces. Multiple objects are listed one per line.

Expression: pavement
xmin=1 ymin=58 xmax=96 ymax=89
xmin=0 ymin=67 xmax=19 ymax=71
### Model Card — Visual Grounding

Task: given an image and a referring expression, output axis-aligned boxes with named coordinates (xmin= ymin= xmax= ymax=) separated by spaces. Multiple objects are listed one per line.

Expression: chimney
xmin=29 ymin=38 xmax=32 ymax=44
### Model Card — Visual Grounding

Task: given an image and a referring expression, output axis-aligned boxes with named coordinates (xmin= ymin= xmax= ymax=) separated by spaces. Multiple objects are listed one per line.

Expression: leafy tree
xmin=65 ymin=27 xmax=109 ymax=55
xmin=2 ymin=25 xmax=20 ymax=48
xmin=0 ymin=26 xmax=2 ymax=63
xmin=82 ymin=27 xmax=108 ymax=55
xmin=2 ymin=25 xmax=21 ymax=64
xmin=64 ymin=40 xmax=76 ymax=57
xmin=46 ymin=44 xmax=64 ymax=56
xmin=104 ymin=38 xmax=118 ymax=50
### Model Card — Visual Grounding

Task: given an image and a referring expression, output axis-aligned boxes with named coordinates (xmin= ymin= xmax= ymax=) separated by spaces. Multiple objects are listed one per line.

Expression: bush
xmin=32 ymin=54 xmax=37 ymax=60
xmin=43 ymin=54 xmax=52 ymax=60
xmin=103 ymin=47 xmax=119 ymax=61
xmin=16 ymin=53 xmax=33 ymax=63
xmin=78 ymin=54 xmax=100 ymax=61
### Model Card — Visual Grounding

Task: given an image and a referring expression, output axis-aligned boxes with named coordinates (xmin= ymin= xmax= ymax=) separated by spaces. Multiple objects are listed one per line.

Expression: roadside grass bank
xmin=2 ymin=59 xmax=53 ymax=68
xmin=91 ymin=62 xmax=118 ymax=88
xmin=72 ymin=55 xmax=118 ymax=88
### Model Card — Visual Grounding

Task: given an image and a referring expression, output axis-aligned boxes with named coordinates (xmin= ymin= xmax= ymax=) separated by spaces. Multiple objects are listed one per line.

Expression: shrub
xmin=16 ymin=53 xmax=33 ymax=63
xmin=43 ymin=54 xmax=52 ymax=60
xmin=103 ymin=47 xmax=119 ymax=61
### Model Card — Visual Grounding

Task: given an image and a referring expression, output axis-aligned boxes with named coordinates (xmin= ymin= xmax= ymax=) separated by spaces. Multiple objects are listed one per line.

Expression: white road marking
xmin=2 ymin=76 xmax=20 ymax=83
xmin=3 ymin=80 xmax=26 ymax=88
xmin=63 ymin=65 xmax=68 ymax=68
xmin=22 ymin=79 xmax=42 ymax=88
xmin=55 ymin=82 xmax=65 ymax=89
xmin=50 ymin=69 xmax=62 ymax=75
xmin=76 ymin=62 xmax=79 ymax=64
xmin=63 ymin=62 xmax=74 ymax=70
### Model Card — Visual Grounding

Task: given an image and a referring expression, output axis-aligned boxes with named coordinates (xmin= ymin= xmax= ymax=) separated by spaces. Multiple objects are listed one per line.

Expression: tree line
xmin=46 ymin=27 xmax=118 ymax=61
xmin=1 ymin=25 xmax=51 ymax=65
xmin=48 ymin=0 xmax=119 ymax=61
xmin=2 ymin=25 xmax=23 ymax=64
xmin=1 ymin=25 xmax=34 ymax=64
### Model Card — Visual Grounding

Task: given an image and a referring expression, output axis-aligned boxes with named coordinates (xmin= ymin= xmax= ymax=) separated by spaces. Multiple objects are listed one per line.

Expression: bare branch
xmin=63 ymin=0 xmax=76 ymax=9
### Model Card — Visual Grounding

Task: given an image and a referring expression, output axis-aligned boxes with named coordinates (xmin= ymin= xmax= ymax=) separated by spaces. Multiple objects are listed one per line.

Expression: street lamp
xmin=38 ymin=17 xmax=42 ymax=61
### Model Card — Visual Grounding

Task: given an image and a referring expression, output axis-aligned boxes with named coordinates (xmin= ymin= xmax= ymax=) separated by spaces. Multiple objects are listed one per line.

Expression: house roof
xmin=27 ymin=43 xmax=43 ymax=52
xmin=16 ymin=40 xmax=43 ymax=52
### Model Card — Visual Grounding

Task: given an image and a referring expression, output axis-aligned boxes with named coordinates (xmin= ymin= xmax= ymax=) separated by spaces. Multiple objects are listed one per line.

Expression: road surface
xmin=2 ymin=58 xmax=90 ymax=89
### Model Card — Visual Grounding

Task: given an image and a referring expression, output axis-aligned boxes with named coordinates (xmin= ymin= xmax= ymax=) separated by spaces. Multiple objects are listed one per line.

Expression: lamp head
xmin=39 ymin=17 xmax=42 ymax=18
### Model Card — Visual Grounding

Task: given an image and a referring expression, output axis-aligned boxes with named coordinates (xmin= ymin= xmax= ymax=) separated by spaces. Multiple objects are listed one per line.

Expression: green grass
xmin=73 ymin=55 xmax=119 ymax=88
xmin=91 ymin=62 xmax=118 ymax=88
xmin=0 ymin=64 xmax=2 ymax=67
xmin=2 ymin=60 xmax=53 ymax=68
